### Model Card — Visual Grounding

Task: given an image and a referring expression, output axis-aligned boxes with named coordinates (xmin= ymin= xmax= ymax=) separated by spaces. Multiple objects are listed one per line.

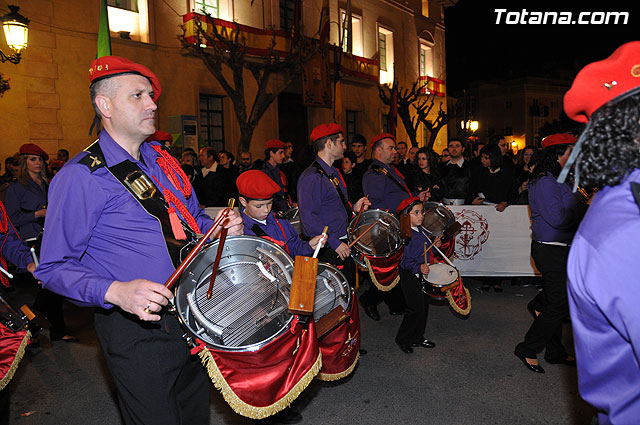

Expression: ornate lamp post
xmin=1 ymin=5 xmax=29 ymax=64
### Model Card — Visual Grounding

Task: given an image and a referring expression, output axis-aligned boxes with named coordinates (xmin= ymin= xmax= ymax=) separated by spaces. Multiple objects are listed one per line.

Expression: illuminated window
xmin=419 ymin=43 xmax=433 ymax=77
xmin=107 ymin=0 xmax=149 ymax=42
xmin=195 ymin=0 xmax=219 ymax=17
xmin=200 ymin=94 xmax=225 ymax=151
xmin=378 ymin=26 xmax=394 ymax=84
xmin=422 ymin=0 xmax=429 ymax=17
xmin=339 ymin=10 xmax=363 ymax=56
xmin=108 ymin=0 xmax=138 ymax=12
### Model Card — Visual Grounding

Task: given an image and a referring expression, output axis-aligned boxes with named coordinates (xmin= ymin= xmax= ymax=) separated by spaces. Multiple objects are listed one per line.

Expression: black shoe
xmin=396 ymin=341 xmax=413 ymax=354
xmin=477 ymin=285 xmax=490 ymax=293
xmin=389 ymin=307 xmax=410 ymax=316
xmin=545 ymin=357 xmax=576 ymax=366
xmin=359 ymin=296 xmax=380 ymax=321
xmin=412 ymin=339 xmax=436 ymax=349
xmin=517 ymin=355 xmax=545 ymax=374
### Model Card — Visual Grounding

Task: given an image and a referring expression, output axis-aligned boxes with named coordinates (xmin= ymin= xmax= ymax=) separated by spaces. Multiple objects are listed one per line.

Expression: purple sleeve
xmin=282 ymin=220 xmax=313 ymax=258
xmin=34 ymin=165 xmax=115 ymax=308
xmin=400 ymin=233 xmax=424 ymax=275
xmin=0 ymin=223 xmax=32 ymax=269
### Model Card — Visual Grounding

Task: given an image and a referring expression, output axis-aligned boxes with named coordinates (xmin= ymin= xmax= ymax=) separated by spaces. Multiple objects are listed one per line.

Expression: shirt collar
xmin=98 ymin=131 xmax=152 ymax=168
xmin=447 ymin=157 xmax=465 ymax=167
xmin=316 ymin=156 xmax=338 ymax=176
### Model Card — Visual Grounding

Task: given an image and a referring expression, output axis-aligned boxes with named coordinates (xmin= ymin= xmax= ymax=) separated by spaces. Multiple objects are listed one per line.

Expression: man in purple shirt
xmin=560 ymin=41 xmax=640 ymax=424
xmin=35 ymin=56 xmax=242 ymax=425
xmin=1 ymin=200 xmax=35 ymax=275
xmin=297 ymin=123 xmax=369 ymax=288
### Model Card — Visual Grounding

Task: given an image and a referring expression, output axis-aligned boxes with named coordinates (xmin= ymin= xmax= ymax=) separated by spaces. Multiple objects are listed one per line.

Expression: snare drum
xmin=422 ymin=202 xmax=455 ymax=237
xmin=347 ymin=209 xmax=403 ymax=269
xmin=421 ymin=263 xmax=459 ymax=300
xmin=174 ymin=235 xmax=295 ymax=351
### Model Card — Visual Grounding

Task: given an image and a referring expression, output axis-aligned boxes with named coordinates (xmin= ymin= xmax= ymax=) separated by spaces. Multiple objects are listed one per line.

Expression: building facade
xmin=0 ymin=0 xmax=448 ymax=162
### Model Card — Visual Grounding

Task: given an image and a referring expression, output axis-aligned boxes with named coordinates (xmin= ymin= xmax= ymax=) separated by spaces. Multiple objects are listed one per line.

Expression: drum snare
xmin=421 ymin=263 xmax=459 ymax=300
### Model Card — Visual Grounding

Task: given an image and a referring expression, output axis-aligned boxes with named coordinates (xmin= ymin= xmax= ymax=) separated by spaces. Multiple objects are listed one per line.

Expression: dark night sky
xmin=443 ymin=0 xmax=638 ymax=92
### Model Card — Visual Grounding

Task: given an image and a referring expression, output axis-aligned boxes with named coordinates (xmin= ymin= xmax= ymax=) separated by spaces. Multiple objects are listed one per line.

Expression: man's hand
xmin=353 ymin=197 xmax=371 ymax=213
xmin=104 ymin=279 xmax=174 ymax=321
xmin=27 ymin=262 xmax=36 ymax=275
xmin=335 ymin=242 xmax=351 ymax=261
xmin=472 ymin=196 xmax=484 ymax=205
xmin=495 ymin=201 xmax=508 ymax=212
xmin=309 ymin=234 xmax=327 ymax=251
xmin=34 ymin=208 xmax=47 ymax=218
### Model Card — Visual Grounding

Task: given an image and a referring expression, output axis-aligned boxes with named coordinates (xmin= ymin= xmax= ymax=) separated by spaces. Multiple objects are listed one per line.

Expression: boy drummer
xmin=237 ymin=170 xmax=325 ymax=258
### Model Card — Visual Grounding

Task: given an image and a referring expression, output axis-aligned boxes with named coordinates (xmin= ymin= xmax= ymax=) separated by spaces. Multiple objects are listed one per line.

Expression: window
xmin=108 ymin=0 xmax=138 ymax=12
xmin=200 ymin=95 xmax=225 ymax=151
xmin=195 ymin=0 xmax=219 ymax=17
xmin=340 ymin=10 xmax=363 ymax=56
xmin=422 ymin=0 xmax=429 ymax=18
xmin=280 ymin=0 xmax=295 ymax=31
xmin=107 ymin=0 xmax=149 ymax=42
xmin=419 ymin=43 xmax=433 ymax=77
xmin=346 ymin=110 xmax=357 ymax=144
xmin=378 ymin=26 xmax=394 ymax=84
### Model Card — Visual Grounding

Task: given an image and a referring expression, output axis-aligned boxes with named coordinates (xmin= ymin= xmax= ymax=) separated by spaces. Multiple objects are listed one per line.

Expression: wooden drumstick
xmin=352 ymin=195 xmax=368 ymax=229
xmin=164 ymin=200 xmax=234 ymax=291
xmin=206 ymin=199 xmax=235 ymax=299
xmin=312 ymin=226 xmax=329 ymax=259
xmin=348 ymin=220 xmax=379 ymax=248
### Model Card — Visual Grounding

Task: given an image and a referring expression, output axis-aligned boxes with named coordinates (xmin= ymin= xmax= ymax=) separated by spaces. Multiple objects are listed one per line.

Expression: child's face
xmin=242 ymin=197 xmax=273 ymax=221
xmin=342 ymin=157 xmax=355 ymax=174
xmin=408 ymin=203 xmax=425 ymax=227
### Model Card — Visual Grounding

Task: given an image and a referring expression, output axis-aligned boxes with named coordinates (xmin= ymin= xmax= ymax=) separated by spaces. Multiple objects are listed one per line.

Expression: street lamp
xmin=1 ymin=5 xmax=29 ymax=64
xmin=460 ymin=120 xmax=479 ymax=133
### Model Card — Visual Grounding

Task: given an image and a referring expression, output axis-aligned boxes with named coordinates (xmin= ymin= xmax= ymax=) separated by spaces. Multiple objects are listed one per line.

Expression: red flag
xmin=387 ymin=81 xmax=398 ymax=137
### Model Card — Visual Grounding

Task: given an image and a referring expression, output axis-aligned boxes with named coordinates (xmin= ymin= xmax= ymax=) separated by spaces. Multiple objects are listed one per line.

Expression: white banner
xmin=448 ymin=205 xmax=539 ymax=277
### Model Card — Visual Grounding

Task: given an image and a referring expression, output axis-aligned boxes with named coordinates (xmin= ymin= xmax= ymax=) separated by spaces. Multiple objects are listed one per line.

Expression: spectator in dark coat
xmin=408 ymin=148 xmax=443 ymax=202
xmin=341 ymin=151 xmax=364 ymax=204
xmin=467 ymin=143 xmax=515 ymax=210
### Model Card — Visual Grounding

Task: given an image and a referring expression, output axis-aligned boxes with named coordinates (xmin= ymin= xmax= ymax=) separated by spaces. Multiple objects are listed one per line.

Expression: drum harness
xmin=370 ymin=164 xmax=412 ymax=196
xmin=312 ymin=161 xmax=354 ymax=221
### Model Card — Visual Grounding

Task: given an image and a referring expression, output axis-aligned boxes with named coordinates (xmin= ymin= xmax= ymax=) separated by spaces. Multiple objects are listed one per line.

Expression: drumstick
xmin=352 ymin=195 xmax=368 ymax=229
xmin=423 ymin=234 xmax=455 ymax=268
xmin=206 ymin=199 xmax=236 ymax=299
xmin=164 ymin=200 xmax=234 ymax=291
xmin=348 ymin=220 xmax=379 ymax=248
xmin=30 ymin=247 xmax=39 ymax=267
xmin=312 ymin=226 xmax=329 ymax=259
xmin=423 ymin=243 xmax=428 ymax=265
xmin=0 ymin=265 xmax=13 ymax=279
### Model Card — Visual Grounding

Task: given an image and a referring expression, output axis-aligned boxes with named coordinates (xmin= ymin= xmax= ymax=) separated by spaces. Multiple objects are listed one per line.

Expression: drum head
xmin=347 ymin=209 xmax=402 ymax=268
xmin=313 ymin=263 xmax=351 ymax=322
xmin=174 ymin=236 xmax=295 ymax=351
xmin=422 ymin=202 xmax=455 ymax=237
xmin=425 ymin=263 xmax=459 ymax=287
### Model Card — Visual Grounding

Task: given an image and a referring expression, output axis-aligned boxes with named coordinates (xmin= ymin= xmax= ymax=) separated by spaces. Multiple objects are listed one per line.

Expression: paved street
xmin=5 ymin=279 xmax=595 ymax=425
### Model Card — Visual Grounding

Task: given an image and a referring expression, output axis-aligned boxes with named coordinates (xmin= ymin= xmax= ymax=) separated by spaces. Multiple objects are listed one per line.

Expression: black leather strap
xmin=312 ymin=161 xmax=353 ymax=219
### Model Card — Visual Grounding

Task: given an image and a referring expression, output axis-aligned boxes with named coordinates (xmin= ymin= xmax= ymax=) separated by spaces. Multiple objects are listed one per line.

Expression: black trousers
xmin=514 ymin=242 xmax=570 ymax=360
xmin=396 ymin=269 xmax=430 ymax=345
xmin=33 ymin=288 xmax=66 ymax=338
xmin=94 ymin=309 xmax=209 ymax=425
xmin=361 ymin=279 xmax=405 ymax=311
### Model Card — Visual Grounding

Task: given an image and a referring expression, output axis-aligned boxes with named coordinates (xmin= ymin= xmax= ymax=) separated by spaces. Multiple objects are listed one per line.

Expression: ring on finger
xmin=144 ymin=303 xmax=152 ymax=314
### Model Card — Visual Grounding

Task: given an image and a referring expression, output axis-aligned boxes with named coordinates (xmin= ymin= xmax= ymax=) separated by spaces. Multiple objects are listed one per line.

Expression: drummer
xmin=297 ymin=123 xmax=370 ymax=287
xmin=238 ymin=170 xmax=326 ymax=258
xmin=34 ymin=56 xmax=243 ymax=425
xmin=395 ymin=196 xmax=439 ymax=354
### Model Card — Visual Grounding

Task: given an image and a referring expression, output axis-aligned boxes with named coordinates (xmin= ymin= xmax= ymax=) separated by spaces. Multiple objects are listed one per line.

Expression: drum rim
xmin=347 ymin=209 xmax=402 ymax=266
xmin=423 ymin=263 xmax=459 ymax=287
xmin=421 ymin=201 xmax=455 ymax=236
xmin=174 ymin=235 xmax=295 ymax=352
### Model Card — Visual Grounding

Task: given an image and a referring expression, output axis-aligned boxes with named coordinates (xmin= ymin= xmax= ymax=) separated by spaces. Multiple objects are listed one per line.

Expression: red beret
xmin=564 ymin=41 xmax=640 ymax=123
xmin=145 ymin=130 xmax=173 ymax=143
xmin=541 ymin=133 xmax=577 ymax=149
xmin=89 ymin=56 xmax=162 ymax=102
xmin=237 ymin=170 xmax=281 ymax=200
xmin=396 ymin=196 xmax=421 ymax=215
xmin=371 ymin=133 xmax=396 ymax=148
xmin=19 ymin=143 xmax=49 ymax=161
xmin=265 ymin=139 xmax=287 ymax=150
xmin=310 ymin=123 xmax=344 ymax=143
xmin=50 ymin=160 xmax=65 ymax=170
